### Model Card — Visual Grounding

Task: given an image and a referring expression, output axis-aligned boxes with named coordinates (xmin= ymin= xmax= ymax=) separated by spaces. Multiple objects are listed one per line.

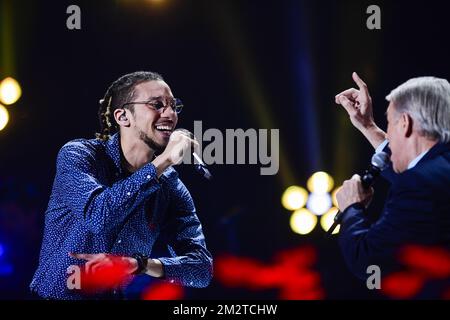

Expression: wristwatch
xmin=131 ymin=253 xmax=148 ymax=275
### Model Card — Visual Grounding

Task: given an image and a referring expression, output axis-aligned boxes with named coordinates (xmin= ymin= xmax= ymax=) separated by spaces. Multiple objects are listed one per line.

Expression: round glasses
xmin=122 ymin=97 xmax=183 ymax=114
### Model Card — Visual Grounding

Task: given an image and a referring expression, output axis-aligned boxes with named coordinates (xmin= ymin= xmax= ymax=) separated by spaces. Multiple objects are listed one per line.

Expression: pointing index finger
xmin=352 ymin=72 xmax=369 ymax=96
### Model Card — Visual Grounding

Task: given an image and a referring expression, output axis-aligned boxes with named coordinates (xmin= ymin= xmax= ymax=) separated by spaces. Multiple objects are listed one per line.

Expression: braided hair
xmin=96 ymin=71 xmax=164 ymax=141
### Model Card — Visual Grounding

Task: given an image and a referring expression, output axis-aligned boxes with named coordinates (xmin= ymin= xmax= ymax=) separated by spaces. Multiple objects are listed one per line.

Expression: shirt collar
xmin=105 ymin=133 xmax=124 ymax=174
xmin=407 ymin=149 xmax=429 ymax=170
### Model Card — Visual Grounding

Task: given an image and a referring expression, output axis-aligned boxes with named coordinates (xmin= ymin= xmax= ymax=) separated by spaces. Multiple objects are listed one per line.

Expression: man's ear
xmin=113 ymin=108 xmax=130 ymax=127
xmin=401 ymin=113 xmax=413 ymax=138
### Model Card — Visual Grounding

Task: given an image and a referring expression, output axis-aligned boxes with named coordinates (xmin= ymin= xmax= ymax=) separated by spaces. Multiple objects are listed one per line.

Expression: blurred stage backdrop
xmin=1 ymin=0 xmax=450 ymax=299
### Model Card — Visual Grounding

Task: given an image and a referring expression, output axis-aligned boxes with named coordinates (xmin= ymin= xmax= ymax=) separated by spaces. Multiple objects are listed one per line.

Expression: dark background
xmin=1 ymin=0 xmax=449 ymax=299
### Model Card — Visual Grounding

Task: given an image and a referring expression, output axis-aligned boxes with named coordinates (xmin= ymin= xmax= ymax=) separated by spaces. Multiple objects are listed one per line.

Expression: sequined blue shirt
xmin=30 ymin=133 xmax=213 ymax=300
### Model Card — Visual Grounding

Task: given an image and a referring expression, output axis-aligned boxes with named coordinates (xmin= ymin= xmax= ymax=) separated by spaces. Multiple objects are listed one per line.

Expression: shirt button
xmin=127 ymin=192 xmax=131 ymax=196
xmin=170 ymin=280 xmax=174 ymax=283
xmin=190 ymin=281 xmax=193 ymax=286
xmin=146 ymin=175 xmax=151 ymax=179
xmin=117 ymin=239 xmax=122 ymax=244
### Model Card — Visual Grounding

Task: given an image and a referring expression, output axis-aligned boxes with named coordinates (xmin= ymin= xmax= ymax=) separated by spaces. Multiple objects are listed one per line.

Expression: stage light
xmin=0 ymin=243 xmax=4 ymax=257
xmin=0 ymin=263 xmax=13 ymax=276
xmin=306 ymin=192 xmax=332 ymax=216
xmin=0 ymin=104 xmax=10 ymax=131
xmin=281 ymin=186 xmax=308 ymax=211
xmin=331 ymin=188 xmax=340 ymax=207
xmin=307 ymin=171 xmax=334 ymax=194
xmin=320 ymin=207 xmax=340 ymax=234
xmin=145 ymin=0 xmax=166 ymax=5
xmin=0 ymin=77 xmax=22 ymax=105
xmin=289 ymin=209 xmax=317 ymax=235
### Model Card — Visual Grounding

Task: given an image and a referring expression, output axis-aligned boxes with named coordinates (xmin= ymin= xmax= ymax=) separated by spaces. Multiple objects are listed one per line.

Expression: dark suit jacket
xmin=339 ymin=142 xmax=450 ymax=285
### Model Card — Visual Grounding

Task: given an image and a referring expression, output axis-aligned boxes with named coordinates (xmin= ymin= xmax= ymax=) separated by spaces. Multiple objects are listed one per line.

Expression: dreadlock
xmin=96 ymin=71 xmax=164 ymax=141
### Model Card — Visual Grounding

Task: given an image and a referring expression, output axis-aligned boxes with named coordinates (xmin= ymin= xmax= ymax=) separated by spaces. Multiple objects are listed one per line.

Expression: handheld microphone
xmin=174 ymin=128 xmax=213 ymax=180
xmin=327 ymin=151 xmax=390 ymax=236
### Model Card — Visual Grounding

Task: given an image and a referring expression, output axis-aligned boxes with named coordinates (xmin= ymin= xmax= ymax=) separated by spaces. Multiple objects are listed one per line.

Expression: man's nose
xmin=161 ymin=104 xmax=177 ymax=118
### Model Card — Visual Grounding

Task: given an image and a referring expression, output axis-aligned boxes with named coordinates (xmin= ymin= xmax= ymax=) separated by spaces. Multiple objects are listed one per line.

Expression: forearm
xmin=151 ymin=155 xmax=172 ymax=178
xmin=133 ymin=254 xmax=211 ymax=286
xmin=153 ymin=179 xmax=213 ymax=287
xmin=81 ymin=164 xmax=161 ymax=233
xmin=144 ymin=259 xmax=164 ymax=278
xmin=158 ymin=253 xmax=213 ymax=288
xmin=359 ymin=123 xmax=386 ymax=150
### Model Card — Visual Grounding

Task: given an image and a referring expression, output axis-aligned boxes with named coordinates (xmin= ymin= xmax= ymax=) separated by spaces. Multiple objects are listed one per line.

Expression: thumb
xmin=351 ymin=174 xmax=361 ymax=181
xmin=338 ymin=95 xmax=355 ymax=114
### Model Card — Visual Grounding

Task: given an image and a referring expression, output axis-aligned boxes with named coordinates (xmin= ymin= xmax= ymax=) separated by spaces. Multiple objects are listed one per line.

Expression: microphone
xmin=327 ymin=151 xmax=390 ymax=236
xmin=192 ymin=152 xmax=213 ymax=180
xmin=174 ymin=128 xmax=213 ymax=180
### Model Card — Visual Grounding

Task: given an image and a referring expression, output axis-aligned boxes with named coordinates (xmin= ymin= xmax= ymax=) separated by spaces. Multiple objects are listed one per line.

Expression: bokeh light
xmin=0 ymin=104 xmax=10 ymax=131
xmin=0 ymin=77 xmax=22 ymax=105
xmin=289 ymin=209 xmax=318 ymax=235
xmin=306 ymin=192 xmax=332 ymax=216
xmin=331 ymin=187 xmax=340 ymax=207
xmin=307 ymin=171 xmax=334 ymax=194
xmin=281 ymin=186 xmax=308 ymax=211
xmin=320 ymin=207 xmax=340 ymax=234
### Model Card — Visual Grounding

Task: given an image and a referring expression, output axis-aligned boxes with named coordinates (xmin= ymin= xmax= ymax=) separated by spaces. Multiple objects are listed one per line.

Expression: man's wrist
xmin=340 ymin=202 xmax=365 ymax=219
xmin=360 ymin=123 xmax=387 ymax=149
xmin=152 ymin=155 xmax=171 ymax=177
xmin=339 ymin=199 xmax=367 ymax=213
xmin=131 ymin=253 xmax=148 ymax=275
xmin=358 ymin=120 xmax=377 ymax=133
xmin=145 ymin=259 xmax=164 ymax=278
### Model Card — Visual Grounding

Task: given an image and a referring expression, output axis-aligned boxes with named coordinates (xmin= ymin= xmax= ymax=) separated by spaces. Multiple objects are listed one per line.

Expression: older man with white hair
xmin=334 ymin=73 xmax=450 ymax=295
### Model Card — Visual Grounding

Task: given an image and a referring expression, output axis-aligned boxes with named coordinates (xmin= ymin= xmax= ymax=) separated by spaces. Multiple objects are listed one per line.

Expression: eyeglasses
xmin=121 ymin=97 xmax=183 ymax=114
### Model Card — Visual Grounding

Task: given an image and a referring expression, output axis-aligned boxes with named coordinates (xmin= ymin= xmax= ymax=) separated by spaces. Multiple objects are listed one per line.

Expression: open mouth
xmin=154 ymin=122 xmax=174 ymax=137
xmin=155 ymin=125 xmax=173 ymax=132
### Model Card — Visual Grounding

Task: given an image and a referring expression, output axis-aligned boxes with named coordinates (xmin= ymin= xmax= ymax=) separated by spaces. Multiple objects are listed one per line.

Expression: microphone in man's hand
xmin=174 ymin=128 xmax=213 ymax=180
xmin=326 ymin=151 xmax=390 ymax=236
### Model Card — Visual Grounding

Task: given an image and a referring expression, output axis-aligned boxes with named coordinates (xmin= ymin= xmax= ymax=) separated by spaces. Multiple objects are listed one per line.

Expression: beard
xmin=138 ymin=129 xmax=167 ymax=154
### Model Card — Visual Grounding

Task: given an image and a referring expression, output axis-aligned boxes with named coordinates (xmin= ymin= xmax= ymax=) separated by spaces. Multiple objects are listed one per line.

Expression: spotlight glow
xmin=0 ymin=104 xmax=10 ymax=131
xmin=331 ymin=188 xmax=340 ymax=207
xmin=320 ymin=207 xmax=340 ymax=234
xmin=0 ymin=77 xmax=22 ymax=105
xmin=307 ymin=171 xmax=334 ymax=194
xmin=306 ymin=192 xmax=332 ymax=216
xmin=289 ymin=209 xmax=317 ymax=235
xmin=281 ymin=186 xmax=308 ymax=211
xmin=0 ymin=263 xmax=13 ymax=276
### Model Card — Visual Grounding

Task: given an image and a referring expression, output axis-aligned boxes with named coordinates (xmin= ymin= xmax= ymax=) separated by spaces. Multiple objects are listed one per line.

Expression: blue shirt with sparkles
xmin=30 ymin=133 xmax=213 ymax=299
